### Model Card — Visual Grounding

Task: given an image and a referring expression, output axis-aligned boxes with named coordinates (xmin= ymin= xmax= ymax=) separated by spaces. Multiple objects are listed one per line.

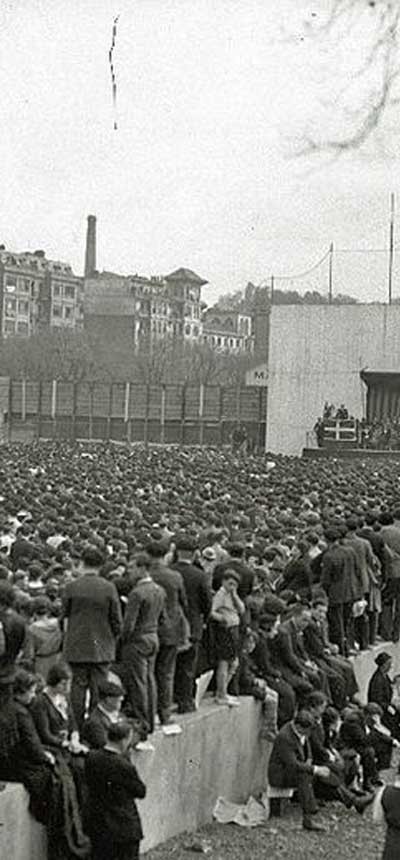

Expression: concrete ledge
xmin=0 ymin=782 xmax=47 ymax=860
xmin=133 ymin=696 xmax=270 ymax=852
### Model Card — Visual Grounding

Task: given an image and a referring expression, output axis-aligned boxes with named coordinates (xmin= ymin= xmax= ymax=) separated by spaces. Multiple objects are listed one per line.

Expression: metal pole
xmin=270 ymin=275 xmax=274 ymax=303
xmin=389 ymin=192 xmax=395 ymax=305
xmin=328 ymin=243 xmax=334 ymax=304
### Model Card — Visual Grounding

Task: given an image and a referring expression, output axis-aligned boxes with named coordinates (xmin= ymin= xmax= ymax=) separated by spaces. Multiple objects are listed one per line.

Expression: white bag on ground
xmin=213 ymin=795 xmax=268 ymax=827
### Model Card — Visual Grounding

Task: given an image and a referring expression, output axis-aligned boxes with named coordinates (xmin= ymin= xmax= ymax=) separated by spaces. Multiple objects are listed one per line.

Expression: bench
xmin=266 ymin=786 xmax=294 ymax=817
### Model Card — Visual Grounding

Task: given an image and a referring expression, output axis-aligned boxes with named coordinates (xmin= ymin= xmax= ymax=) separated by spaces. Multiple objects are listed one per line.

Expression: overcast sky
xmin=0 ymin=0 xmax=399 ymax=304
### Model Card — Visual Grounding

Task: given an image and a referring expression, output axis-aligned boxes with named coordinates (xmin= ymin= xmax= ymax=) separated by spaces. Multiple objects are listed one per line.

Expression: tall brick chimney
xmin=84 ymin=214 xmax=97 ymax=277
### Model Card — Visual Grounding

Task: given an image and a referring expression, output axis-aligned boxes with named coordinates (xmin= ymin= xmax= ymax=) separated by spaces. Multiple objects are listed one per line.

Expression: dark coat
xmin=150 ymin=562 xmax=189 ymax=647
xmin=172 ymin=561 xmax=212 ymax=642
xmin=368 ymin=668 xmax=393 ymax=711
xmin=268 ymin=721 xmax=314 ymax=788
xmin=321 ymin=544 xmax=360 ymax=605
xmin=339 ymin=716 xmax=371 ymax=753
xmin=0 ymin=608 xmax=26 ymax=682
xmin=31 ymin=691 xmax=76 ymax=750
xmin=121 ymin=577 xmax=165 ymax=657
xmin=274 ymin=619 xmax=308 ymax=676
xmin=279 ymin=557 xmax=313 ymax=598
xmin=309 ymin=720 xmax=330 ymax=766
xmin=0 ymin=700 xmax=49 ymax=781
xmin=382 ymin=785 xmax=400 ymax=860
xmin=62 ymin=573 xmax=122 ymax=663
xmin=252 ymin=633 xmax=281 ymax=682
xmin=84 ymin=748 xmax=146 ymax=843
xmin=81 ymin=705 xmax=112 ymax=749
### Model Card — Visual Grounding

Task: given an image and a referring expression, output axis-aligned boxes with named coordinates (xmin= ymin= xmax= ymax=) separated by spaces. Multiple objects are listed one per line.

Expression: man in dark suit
xmin=252 ymin=612 xmax=296 ymax=727
xmin=321 ymin=527 xmax=357 ymax=655
xmin=172 ymin=535 xmax=212 ymax=713
xmin=147 ymin=541 xmax=189 ymax=725
xmin=120 ymin=553 xmax=166 ymax=739
xmin=273 ymin=606 xmax=321 ymax=702
xmin=61 ymin=545 xmax=122 ymax=729
xmin=268 ymin=709 xmax=328 ymax=831
xmin=84 ymin=719 xmax=146 ymax=860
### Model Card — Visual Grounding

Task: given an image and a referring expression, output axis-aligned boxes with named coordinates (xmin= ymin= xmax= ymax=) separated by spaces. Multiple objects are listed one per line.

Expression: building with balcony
xmin=0 ymin=247 xmax=83 ymax=338
xmin=84 ymin=267 xmax=206 ymax=346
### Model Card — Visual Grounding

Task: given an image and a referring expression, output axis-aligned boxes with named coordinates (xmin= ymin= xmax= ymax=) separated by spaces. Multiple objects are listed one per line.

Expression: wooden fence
xmin=4 ymin=380 xmax=267 ymax=448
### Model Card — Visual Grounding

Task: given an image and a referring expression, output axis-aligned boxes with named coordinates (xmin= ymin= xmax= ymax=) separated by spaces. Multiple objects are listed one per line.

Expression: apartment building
xmin=201 ymin=306 xmax=254 ymax=353
xmin=0 ymin=246 xmax=83 ymax=337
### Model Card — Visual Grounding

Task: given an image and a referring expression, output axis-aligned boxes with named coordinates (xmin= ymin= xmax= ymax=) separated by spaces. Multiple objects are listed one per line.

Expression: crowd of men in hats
xmin=1 ymin=442 xmax=400 ymax=855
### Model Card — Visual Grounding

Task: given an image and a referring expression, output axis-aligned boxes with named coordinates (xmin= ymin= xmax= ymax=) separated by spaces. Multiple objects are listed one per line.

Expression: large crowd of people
xmin=2 ymin=442 xmax=400 ymax=856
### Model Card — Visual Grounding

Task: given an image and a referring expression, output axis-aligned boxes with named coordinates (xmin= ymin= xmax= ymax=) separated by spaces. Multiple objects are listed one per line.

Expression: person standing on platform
xmin=172 ymin=535 xmax=212 ymax=713
xmin=120 ymin=552 xmax=165 ymax=743
xmin=61 ymin=545 xmax=122 ymax=729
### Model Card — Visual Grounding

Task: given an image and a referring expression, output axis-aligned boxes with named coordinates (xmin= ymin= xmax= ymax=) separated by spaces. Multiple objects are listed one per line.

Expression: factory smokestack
xmin=84 ymin=214 xmax=97 ymax=277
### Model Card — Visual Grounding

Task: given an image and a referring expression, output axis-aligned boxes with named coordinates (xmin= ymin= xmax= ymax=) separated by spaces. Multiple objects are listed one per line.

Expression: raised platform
xmin=3 ymin=642 xmax=400 ymax=859
xmin=0 ymin=695 xmax=270 ymax=859
xmin=303 ymin=447 xmax=400 ymax=459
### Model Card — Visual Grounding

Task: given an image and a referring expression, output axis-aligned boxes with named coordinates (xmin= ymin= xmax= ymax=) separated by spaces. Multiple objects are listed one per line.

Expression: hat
xmin=202 ymin=546 xmax=216 ymax=561
xmin=259 ymin=612 xmax=278 ymax=629
xmin=175 ymin=535 xmax=198 ymax=552
xmin=375 ymin=651 xmax=392 ymax=667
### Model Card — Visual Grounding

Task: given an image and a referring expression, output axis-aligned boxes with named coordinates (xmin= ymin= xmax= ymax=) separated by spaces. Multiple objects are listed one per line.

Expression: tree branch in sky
xmin=292 ymin=0 xmax=400 ymax=154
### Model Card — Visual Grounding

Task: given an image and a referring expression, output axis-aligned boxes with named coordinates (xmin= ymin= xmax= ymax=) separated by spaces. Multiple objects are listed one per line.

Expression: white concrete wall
xmin=266 ymin=304 xmax=400 ymax=455
xmin=0 ymin=783 xmax=47 ymax=860
xmin=0 ymin=697 xmax=269 ymax=859
xmin=2 ymin=646 xmax=400 ymax=860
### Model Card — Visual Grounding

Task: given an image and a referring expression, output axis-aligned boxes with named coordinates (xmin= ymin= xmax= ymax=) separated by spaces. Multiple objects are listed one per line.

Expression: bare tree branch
xmin=290 ymin=0 xmax=400 ymax=154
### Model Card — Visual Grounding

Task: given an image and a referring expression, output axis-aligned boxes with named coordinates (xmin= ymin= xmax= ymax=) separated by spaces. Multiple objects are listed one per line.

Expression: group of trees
xmin=214 ymin=282 xmax=358 ymax=313
xmin=0 ymin=328 xmax=253 ymax=387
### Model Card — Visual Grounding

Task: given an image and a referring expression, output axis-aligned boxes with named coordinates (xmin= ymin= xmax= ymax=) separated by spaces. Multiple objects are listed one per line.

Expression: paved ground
xmin=145 ymin=800 xmax=386 ymax=859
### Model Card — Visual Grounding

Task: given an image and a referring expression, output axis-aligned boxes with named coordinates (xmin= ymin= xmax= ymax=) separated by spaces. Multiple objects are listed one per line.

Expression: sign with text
xmin=245 ymin=364 xmax=268 ymax=387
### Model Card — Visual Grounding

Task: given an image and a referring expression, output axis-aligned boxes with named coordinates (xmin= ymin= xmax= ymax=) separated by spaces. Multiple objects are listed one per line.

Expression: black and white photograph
xmin=1 ymin=1 xmax=400 ymax=858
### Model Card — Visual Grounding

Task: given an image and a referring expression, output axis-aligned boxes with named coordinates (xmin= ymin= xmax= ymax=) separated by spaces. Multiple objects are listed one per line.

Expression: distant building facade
xmin=0 ymin=246 xmax=83 ymax=338
xmin=201 ymin=307 xmax=254 ymax=353
xmin=84 ymin=267 xmax=206 ymax=346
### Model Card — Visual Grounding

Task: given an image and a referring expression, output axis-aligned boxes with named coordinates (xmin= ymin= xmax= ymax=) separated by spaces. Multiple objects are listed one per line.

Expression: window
xmin=18 ymin=300 xmax=29 ymax=316
xmin=5 ymin=298 xmax=16 ymax=317
xmin=52 ymin=305 xmax=62 ymax=318
xmin=64 ymin=306 xmax=74 ymax=320
xmin=5 ymin=275 xmax=17 ymax=292
xmin=185 ymin=324 xmax=191 ymax=336
xmin=64 ymin=285 xmax=75 ymax=300
xmin=16 ymin=321 xmax=29 ymax=335
xmin=217 ymin=337 xmax=222 ymax=346
xmin=19 ymin=278 xmax=30 ymax=293
xmin=53 ymin=284 xmax=62 ymax=299
xmin=4 ymin=319 xmax=15 ymax=334
xmin=193 ymin=325 xmax=199 ymax=336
